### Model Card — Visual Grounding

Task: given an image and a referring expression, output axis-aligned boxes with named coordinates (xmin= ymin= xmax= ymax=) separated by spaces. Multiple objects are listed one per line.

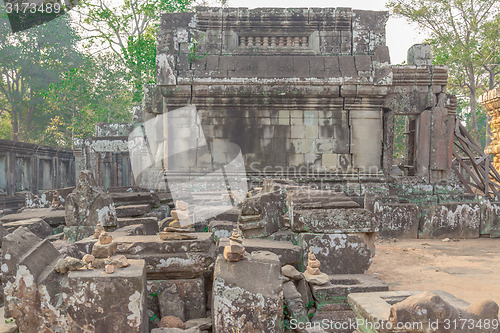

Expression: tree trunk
xmin=11 ymin=109 xmax=19 ymax=142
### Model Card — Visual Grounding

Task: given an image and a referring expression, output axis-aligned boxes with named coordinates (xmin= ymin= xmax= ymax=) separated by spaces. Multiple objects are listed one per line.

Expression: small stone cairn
xmin=303 ymin=247 xmax=330 ymax=286
xmin=223 ymin=229 xmax=245 ymax=262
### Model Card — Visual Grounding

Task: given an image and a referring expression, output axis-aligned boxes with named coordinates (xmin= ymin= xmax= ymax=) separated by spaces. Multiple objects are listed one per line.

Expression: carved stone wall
xmin=147 ymin=7 xmax=457 ymax=183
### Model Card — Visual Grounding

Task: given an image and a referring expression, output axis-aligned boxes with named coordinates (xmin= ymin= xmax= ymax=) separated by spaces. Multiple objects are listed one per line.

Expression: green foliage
xmin=0 ymin=112 xmax=12 ymax=140
xmin=0 ymin=14 xmax=83 ymax=142
xmin=305 ymin=300 xmax=315 ymax=309
xmin=40 ymin=55 xmax=132 ymax=147
xmin=393 ymin=115 xmax=406 ymax=159
xmin=188 ymin=34 xmax=208 ymax=64
xmin=75 ymin=0 xmax=194 ymax=102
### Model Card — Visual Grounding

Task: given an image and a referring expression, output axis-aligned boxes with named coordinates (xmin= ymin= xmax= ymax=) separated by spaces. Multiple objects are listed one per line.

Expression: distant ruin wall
xmin=0 ymin=139 xmax=75 ymax=207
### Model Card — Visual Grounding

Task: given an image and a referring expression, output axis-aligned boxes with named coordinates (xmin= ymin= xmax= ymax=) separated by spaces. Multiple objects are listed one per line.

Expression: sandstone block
xmin=298 ymin=233 xmax=374 ymax=274
xmin=213 ymin=251 xmax=283 ymax=333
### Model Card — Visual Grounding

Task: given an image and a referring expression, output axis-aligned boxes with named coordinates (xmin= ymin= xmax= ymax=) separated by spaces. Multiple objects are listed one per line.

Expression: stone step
xmin=218 ymin=238 xmax=301 ymax=266
xmin=0 ymin=208 xmax=65 ymax=226
xmin=2 ymin=218 xmax=52 ymax=238
xmin=109 ymin=192 xmax=160 ymax=207
xmin=116 ymin=204 xmax=152 ymax=218
xmin=117 ymin=217 xmax=158 ymax=235
xmin=310 ymin=274 xmax=388 ymax=311
xmin=19 ymin=239 xmax=62 ymax=281
xmin=291 ymin=208 xmax=378 ymax=233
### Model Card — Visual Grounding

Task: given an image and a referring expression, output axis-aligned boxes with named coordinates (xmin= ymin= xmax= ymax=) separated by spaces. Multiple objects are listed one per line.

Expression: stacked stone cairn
xmin=303 ymin=247 xmax=330 ymax=286
xmin=223 ymin=229 xmax=245 ymax=261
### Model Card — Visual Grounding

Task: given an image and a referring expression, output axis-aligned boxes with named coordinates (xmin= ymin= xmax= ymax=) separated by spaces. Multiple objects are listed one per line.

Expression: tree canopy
xmin=0 ymin=0 xmax=195 ymax=146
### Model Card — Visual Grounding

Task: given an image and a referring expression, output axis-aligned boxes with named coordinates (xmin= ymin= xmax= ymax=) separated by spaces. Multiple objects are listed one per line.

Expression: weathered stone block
xmin=65 ymin=171 xmax=117 ymax=227
xmin=2 ymin=218 xmax=52 ymax=238
xmin=348 ymin=290 xmax=471 ymax=333
xmin=67 ymin=259 xmax=148 ymax=332
xmin=208 ymin=220 xmax=235 ymax=243
xmin=115 ymin=234 xmax=216 ymax=279
xmin=117 ymin=217 xmax=159 ymax=235
xmin=116 ymin=204 xmax=152 ymax=217
xmin=148 ymin=277 xmax=206 ymax=321
xmin=291 ymin=208 xmax=377 ymax=233
xmin=64 ymin=225 xmax=96 ymax=242
xmin=298 ymin=233 xmax=374 ymax=274
xmin=0 ymin=208 xmax=65 ymax=226
xmin=373 ymin=203 xmax=419 ymax=239
xmin=213 ymin=251 xmax=283 ymax=333
xmin=480 ymin=201 xmax=500 ymax=238
xmin=420 ymin=202 xmax=480 ymax=239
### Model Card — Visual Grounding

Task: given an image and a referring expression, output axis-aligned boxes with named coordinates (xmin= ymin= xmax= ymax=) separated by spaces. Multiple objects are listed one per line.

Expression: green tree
xmin=74 ymin=0 xmax=193 ymax=102
xmin=41 ymin=54 xmax=133 ymax=147
xmin=387 ymin=0 xmax=500 ymax=142
xmin=0 ymin=14 xmax=83 ymax=142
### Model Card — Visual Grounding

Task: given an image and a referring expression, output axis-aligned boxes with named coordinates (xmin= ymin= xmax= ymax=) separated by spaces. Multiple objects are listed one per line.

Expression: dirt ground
xmin=367 ymin=238 xmax=500 ymax=305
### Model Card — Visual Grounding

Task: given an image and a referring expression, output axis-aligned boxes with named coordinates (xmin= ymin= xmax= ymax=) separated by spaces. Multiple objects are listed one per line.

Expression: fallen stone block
xmin=373 ymin=202 xmax=419 ymax=238
xmin=347 ymin=290 xmax=483 ymax=333
xmin=109 ymin=191 xmax=161 ymax=208
xmin=2 ymin=218 xmax=52 ymax=238
xmin=288 ymin=190 xmax=360 ymax=210
xmin=283 ymin=281 xmax=309 ymax=325
xmin=65 ymin=170 xmax=117 ymax=227
xmin=66 ymin=259 xmax=148 ymax=332
xmin=51 ymin=239 xmax=85 ymax=258
xmin=63 ymin=225 xmax=96 ymax=242
xmin=148 ymin=277 xmax=206 ymax=322
xmin=116 ymin=204 xmax=152 ymax=217
xmin=218 ymin=238 xmax=301 ymax=266
xmin=311 ymin=274 xmax=388 ymax=311
xmin=291 ymin=208 xmax=378 ymax=233
xmin=421 ymin=202 xmax=480 ymax=239
xmin=115 ymin=234 xmax=216 ymax=279
xmin=298 ymin=233 xmax=375 ymax=274
xmin=192 ymin=206 xmax=240 ymax=227
xmin=310 ymin=310 xmax=357 ymax=333
xmin=208 ymin=220 xmax=235 ymax=243
xmin=480 ymin=200 xmax=500 ymax=238
xmin=117 ymin=217 xmax=159 ymax=235
xmin=0 ymin=208 xmax=65 ymax=226
xmin=238 ymin=192 xmax=285 ymax=238
xmin=111 ymin=224 xmax=147 ymax=236
xmin=213 ymin=251 xmax=283 ymax=333
xmin=151 ymin=328 xmax=202 ymax=333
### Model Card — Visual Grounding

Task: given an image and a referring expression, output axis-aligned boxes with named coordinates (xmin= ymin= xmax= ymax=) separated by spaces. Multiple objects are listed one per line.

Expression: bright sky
xmin=225 ymin=0 xmax=427 ymax=64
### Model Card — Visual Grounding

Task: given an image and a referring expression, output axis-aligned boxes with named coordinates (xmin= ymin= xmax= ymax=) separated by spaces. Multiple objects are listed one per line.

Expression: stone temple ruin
xmin=1 ymin=6 xmax=500 ymax=333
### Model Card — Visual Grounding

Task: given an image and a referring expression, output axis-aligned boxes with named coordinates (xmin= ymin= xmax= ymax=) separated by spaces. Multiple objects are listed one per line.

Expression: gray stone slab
xmin=298 ymin=233 xmax=374 ymax=274
xmin=2 ymin=218 xmax=52 ymax=238
xmin=374 ymin=203 xmax=419 ymax=239
xmin=117 ymin=217 xmax=159 ymax=235
xmin=116 ymin=204 xmax=152 ymax=217
xmin=291 ymin=208 xmax=378 ymax=233
xmin=0 ymin=208 xmax=65 ymax=226
xmin=421 ymin=202 xmax=480 ymax=239
xmin=213 ymin=251 xmax=283 ymax=333
xmin=347 ymin=290 xmax=470 ymax=333
xmin=67 ymin=259 xmax=148 ymax=333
